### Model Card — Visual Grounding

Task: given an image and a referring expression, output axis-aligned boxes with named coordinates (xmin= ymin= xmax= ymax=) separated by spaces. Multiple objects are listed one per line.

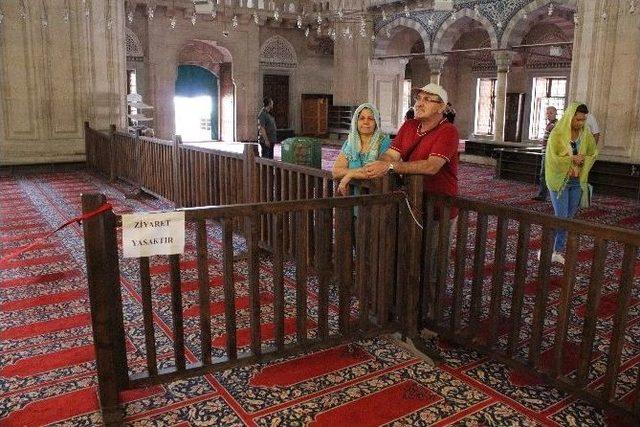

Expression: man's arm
xmin=364 ymin=149 xmax=401 ymax=177
xmin=258 ymin=125 xmax=271 ymax=147
xmin=390 ymin=156 xmax=447 ymax=175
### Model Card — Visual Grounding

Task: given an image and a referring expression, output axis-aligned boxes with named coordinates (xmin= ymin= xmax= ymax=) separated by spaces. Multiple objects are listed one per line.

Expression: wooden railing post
xmin=402 ymin=175 xmax=424 ymax=339
xmin=173 ymin=135 xmax=183 ymax=207
xmin=243 ymin=143 xmax=259 ymax=239
xmin=108 ymin=124 xmax=117 ymax=182
xmin=81 ymin=193 xmax=128 ymax=426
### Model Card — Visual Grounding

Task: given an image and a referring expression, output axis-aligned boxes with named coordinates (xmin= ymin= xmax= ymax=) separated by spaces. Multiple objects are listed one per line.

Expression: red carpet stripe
xmin=1 ymin=387 xmax=98 ymax=426
xmin=0 ymin=269 xmax=82 ymax=289
xmin=0 ymin=312 xmax=91 ymax=340
xmin=0 ymin=289 xmax=86 ymax=311
xmin=1 ymin=344 xmax=95 ymax=377
xmin=1 ymin=254 xmax=69 ymax=270
xmin=308 ymin=380 xmax=440 ymax=426
xmin=183 ymin=293 xmax=274 ymax=317
xmin=158 ymin=274 xmax=244 ymax=294
xmin=250 ymin=344 xmax=374 ymax=387
xmin=0 ymin=231 xmax=49 ymax=243
xmin=213 ymin=317 xmax=316 ymax=348
xmin=120 ymin=385 xmax=165 ymax=402
xmin=0 ymin=223 xmax=44 ymax=232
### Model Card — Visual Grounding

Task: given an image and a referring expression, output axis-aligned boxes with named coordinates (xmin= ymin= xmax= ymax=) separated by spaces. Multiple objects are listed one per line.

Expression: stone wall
xmin=0 ymin=0 xmax=126 ymax=165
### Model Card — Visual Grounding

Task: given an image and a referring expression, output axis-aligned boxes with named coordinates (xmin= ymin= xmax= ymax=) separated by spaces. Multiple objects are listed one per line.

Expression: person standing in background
xmin=257 ymin=97 xmax=277 ymax=159
xmin=533 ymin=106 xmax=558 ymax=201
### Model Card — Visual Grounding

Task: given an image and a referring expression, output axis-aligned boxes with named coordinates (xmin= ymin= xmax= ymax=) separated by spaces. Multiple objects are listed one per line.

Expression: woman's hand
xmin=337 ymin=174 xmax=352 ymax=196
xmin=572 ymin=154 xmax=585 ymax=165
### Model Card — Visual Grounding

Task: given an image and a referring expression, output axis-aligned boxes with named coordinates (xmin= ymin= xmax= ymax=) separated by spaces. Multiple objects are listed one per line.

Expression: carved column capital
xmin=426 ymin=54 xmax=447 ymax=73
xmin=492 ymin=50 xmax=516 ymax=73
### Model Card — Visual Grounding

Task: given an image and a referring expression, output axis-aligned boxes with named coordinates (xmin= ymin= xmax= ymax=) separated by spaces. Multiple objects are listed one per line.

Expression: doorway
xmin=263 ymin=74 xmax=289 ymax=129
xmin=174 ymin=65 xmax=219 ymax=141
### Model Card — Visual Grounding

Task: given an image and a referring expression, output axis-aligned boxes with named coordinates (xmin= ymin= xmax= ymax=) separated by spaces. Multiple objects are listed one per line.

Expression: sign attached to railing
xmin=122 ymin=211 xmax=185 ymax=258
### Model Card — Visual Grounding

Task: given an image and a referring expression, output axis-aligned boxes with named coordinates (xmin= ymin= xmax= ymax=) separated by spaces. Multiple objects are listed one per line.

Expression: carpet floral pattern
xmin=1 ymin=162 xmax=640 ymax=425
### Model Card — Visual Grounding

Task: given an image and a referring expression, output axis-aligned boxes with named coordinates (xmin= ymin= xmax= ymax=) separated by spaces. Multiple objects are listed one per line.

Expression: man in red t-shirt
xmin=364 ymin=82 xmax=459 ymax=219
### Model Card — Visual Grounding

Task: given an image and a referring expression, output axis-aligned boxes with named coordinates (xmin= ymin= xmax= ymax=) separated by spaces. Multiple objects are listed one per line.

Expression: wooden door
xmin=263 ymin=74 xmax=289 ymax=129
xmin=301 ymin=97 xmax=328 ymax=136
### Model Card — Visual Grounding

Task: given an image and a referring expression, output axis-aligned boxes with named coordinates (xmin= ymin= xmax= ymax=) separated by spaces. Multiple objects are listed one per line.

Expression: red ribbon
xmin=0 ymin=203 xmax=113 ymax=267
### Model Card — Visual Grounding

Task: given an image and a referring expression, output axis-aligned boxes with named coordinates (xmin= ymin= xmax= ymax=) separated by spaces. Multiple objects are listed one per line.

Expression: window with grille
xmin=529 ymin=77 xmax=567 ymax=140
xmin=474 ymin=78 xmax=497 ymax=135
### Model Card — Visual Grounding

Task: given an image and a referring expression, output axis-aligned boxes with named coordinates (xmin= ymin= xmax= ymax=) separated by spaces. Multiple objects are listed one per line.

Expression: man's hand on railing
xmin=364 ymin=160 xmax=391 ymax=179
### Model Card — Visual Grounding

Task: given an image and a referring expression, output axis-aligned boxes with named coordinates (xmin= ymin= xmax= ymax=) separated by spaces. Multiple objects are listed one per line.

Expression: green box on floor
xmin=280 ymin=137 xmax=322 ymax=169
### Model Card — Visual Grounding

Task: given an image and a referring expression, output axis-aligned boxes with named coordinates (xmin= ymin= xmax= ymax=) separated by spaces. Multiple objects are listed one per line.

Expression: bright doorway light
xmin=174 ymin=96 xmax=213 ymax=142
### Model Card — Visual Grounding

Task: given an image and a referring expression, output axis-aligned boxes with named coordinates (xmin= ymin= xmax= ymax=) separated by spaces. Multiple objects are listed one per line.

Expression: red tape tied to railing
xmin=0 ymin=203 xmax=113 ymax=268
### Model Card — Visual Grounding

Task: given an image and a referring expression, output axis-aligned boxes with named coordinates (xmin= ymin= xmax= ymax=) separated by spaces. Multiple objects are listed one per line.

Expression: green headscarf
xmin=545 ymin=102 xmax=598 ymax=194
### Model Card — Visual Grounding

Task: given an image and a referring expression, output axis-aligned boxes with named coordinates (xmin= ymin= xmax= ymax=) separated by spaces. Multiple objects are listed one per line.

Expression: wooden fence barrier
xmin=402 ymin=174 xmax=640 ymax=421
xmin=82 ymin=190 xmax=406 ymax=425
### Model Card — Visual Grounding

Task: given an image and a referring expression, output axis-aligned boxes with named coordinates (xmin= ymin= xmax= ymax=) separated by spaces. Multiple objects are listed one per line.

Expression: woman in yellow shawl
xmin=545 ymin=102 xmax=598 ymax=264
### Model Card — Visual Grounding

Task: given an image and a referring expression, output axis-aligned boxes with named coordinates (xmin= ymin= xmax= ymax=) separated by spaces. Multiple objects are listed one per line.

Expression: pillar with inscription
xmin=426 ymin=54 xmax=447 ymax=85
xmin=332 ymin=13 xmax=373 ymax=106
xmin=492 ymin=50 xmax=516 ymax=142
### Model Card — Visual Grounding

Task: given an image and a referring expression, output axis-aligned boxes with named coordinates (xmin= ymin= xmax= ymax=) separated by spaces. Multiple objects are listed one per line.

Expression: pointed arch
xmin=432 ymin=9 xmax=498 ymax=53
xmin=374 ymin=17 xmax=430 ymax=56
xmin=125 ymin=28 xmax=144 ymax=59
xmin=260 ymin=35 xmax=298 ymax=69
xmin=501 ymin=0 xmax=577 ymax=48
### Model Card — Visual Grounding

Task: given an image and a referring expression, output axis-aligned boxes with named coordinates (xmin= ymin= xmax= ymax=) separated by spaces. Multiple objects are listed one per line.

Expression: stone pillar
xmin=333 ymin=14 xmax=373 ymax=106
xmin=368 ymin=58 xmax=409 ymax=134
xmin=426 ymin=54 xmax=447 ymax=85
xmin=492 ymin=50 xmax=516 ymax=142
xmin=570 ymin=1 xmax=640 ymax=162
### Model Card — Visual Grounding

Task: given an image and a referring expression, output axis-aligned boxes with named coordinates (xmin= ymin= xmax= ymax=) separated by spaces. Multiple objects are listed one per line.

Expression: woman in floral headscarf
xmin=545 ymin=102 xmax=598 ymax=264
xmin=332 ymin=103 xmax=392 ymax=195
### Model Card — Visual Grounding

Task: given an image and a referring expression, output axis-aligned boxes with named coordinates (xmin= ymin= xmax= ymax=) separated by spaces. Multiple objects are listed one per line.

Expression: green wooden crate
xmin=280 ymin=137 xmax=322 ymax=169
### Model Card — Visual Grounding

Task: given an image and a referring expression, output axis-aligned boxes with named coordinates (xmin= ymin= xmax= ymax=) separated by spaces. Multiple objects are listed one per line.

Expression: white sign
xmin=122 ymin=211 xmax=185 ymax=258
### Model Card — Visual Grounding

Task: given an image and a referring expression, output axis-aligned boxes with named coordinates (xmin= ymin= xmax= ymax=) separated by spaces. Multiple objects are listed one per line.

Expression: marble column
xmin=492 ymin=50 xmax=516 ymax=142
xmin=426 ymin=54 xmax=447 ymax=85
xmin=332 ymin=14 xmax=373 ymax=106
xmin=570 ymin=0 xmax=640 ymax=162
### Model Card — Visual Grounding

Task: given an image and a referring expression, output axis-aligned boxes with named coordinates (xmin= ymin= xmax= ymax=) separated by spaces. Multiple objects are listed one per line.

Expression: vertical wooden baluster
xmin=468 ymin=212 xmax=488 ymax=339
xmin=602 ymin=244 xmax=637 ymax=399
xmin=421 ymin=197 xmax=436 ymax=322
xmin=139 ymin=257 xmax=157 ymax=376
xmin=247 ymin=214 xmax=262 ymax=356
xmin=486 ymin=217 xmax=508 ymax=349
xmin=450 ymin=209 xmax=469 ymax=334
xmin=315 ymin=208 xmax=331 ymax=340
xmin=169 ymin=254 xmax=186 ymax=370
xmin=528 ymin=227 xmax=554 ymax=366
xmin=195 ymin=220 xmax=212 ymax=364
xmin=433 ymin=203 xmax=452 ymax=325
xmin=576 ymin=238 xmax=607 ymax=386
xmin=356 ymin=204 xmax=372 ymax=330
xmin=335 ymin=207 xmax=353 ymax=335
xmin=507 ymin=221 xmax=531 ymax=357
xmin=222 ymin=218 xmax=237 ymax=360
xmin=272 ymin=213 xmax=285 ymax=350
xmin=266 ymin=165 xmax=274 ymax=249
xmin=551 ymin=231 xmax=579 ymax=378
xmin=295 ymin=210 xmax=309 ymax=343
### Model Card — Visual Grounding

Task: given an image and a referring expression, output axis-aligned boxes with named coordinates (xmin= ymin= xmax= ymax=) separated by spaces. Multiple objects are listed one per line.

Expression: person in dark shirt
xmin=533 ymin=106 xmax=557 ymax=201
xmin=257 ymin=97 xmax=277 ymax=159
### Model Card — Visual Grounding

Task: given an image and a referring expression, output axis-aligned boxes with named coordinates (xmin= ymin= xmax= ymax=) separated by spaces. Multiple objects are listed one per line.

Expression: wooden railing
xmin=84 ymin=123 xmax=640 ymax=422
xmin=401 ymin=175 xmax=640 ymax=421
xmin=81 ymin=190 xmax=406 ymax=425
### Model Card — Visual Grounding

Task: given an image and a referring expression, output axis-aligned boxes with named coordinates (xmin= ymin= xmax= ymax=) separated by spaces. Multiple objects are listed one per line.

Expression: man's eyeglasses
xmin=570 ymin=141 xmax=578 ymax=155
xmin=413 ymin=95 xmax=443 ymax=105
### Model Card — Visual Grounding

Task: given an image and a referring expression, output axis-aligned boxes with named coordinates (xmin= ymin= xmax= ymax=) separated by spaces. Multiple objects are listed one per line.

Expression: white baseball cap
xmin=416 ymin=83 xmax=448 ymax=105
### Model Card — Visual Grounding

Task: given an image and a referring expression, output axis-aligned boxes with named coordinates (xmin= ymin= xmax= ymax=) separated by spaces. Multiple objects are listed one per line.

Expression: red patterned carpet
xmin=1 ymin=163 xmax=640 ymax=426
